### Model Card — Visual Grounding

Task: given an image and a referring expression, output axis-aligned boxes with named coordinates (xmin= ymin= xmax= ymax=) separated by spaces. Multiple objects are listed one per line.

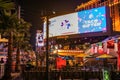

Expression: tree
xmin=0 ymin=0 xmax=14 ymax=9
xmin=0 ymin=1 xmax=15 ymax=80
xmin=0 ymin=11 xmax=32 ymax=80
xmin=0 ymin=0 xmax=15 ymax=17
xmin=0 ymin=0 xmax=32 ymax=79
xmin=0 ymin=14 xmax=26 ymax=80
xmin=14 ymin=18 xmax=32 ymax=72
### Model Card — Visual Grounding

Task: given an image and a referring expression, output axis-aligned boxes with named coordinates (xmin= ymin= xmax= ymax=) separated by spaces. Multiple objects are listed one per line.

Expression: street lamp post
xmin=46 ymin=15 xmax=49 ymax=80
xmin=42 ymin=10 xmax=55 ymax=80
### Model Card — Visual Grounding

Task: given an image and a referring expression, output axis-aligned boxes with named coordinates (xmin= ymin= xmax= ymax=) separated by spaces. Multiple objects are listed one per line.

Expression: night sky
xmin=18 ymin=0 xmax=88 ymax=50
xmin=20 ymin=0 xmax=88 ymax=29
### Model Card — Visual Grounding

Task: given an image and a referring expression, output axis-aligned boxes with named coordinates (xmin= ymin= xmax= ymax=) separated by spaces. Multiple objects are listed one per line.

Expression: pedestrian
xmin=0 ymin=58 xmax=4 ymax=64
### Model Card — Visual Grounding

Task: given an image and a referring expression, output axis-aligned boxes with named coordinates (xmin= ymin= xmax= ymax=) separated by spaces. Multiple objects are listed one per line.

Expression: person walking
xmin=0 ymin=58 xmax=4 ymax=64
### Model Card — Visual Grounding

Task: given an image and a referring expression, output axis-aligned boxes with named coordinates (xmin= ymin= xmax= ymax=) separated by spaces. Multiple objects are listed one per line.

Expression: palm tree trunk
xmin=15 ymin=46 xmax=21 ymax=72
xmin=2 ymin=31 xmax=13 ymax=80
xmin=35 ymin=52 xmax=39 ymax=68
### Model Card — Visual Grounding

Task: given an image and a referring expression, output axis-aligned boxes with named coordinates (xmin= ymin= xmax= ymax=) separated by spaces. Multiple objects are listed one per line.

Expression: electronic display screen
xmin=78 ymin=6 xmax=107 ymax=33
xmin=43 ymin=6 xmax=109 ymax=38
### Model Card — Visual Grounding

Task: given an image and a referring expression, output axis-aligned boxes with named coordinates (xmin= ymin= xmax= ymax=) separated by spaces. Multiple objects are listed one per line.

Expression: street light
xmin=43 ymin=11 xmax=55 ymax=80
xmin=46 ymin=15 xmax=49 ymax=80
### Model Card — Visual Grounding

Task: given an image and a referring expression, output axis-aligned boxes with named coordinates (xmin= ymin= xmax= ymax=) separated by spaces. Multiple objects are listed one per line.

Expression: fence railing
xmin=0 ymin=64 xmax=120 ymax=80
xmin=22 ymin=70 xmax=120 ymax=80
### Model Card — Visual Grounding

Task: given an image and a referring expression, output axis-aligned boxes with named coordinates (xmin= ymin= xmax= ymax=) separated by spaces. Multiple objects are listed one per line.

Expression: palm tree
xmin=0 ymin=12 xmax=31 ymax=80
xmin=0 ymin=0 xmax=14 ymax=9
xmin=14 ymin=18 xmax=32 ymax=72
xmin=0 ymin=14 xmax=20 ymax=80
xmin=0 ymin=1 xmax=15 ymax=80
xmin=0 ymin=0 xmax=15 ymax=17
xmin=0 ymin=0 xmax=32 ymax=79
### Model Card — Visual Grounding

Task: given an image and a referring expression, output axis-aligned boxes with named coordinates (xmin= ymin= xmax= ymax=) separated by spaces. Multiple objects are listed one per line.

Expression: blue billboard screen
xmin=78 ymin=6 xmax=107 ymax=33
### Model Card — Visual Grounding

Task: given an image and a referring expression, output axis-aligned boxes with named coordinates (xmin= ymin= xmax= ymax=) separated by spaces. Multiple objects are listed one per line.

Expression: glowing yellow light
xmin=0 ymin=38 xmax=8 ymax=42
xmin=57 ymin=49 xmax=84 ymax=56
xmin=75 ymin=0 xmax=100 ymax=11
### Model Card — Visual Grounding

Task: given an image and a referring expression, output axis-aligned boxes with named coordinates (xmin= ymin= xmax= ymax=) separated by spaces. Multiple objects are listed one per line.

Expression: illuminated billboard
xmin=78 ymin=6 xmax=107 ymax=33
xmin=36 ymin=30 xmax=44 ymax=47
xmin=43 ymin=6 xmax=110 ymax=38
xmin=43 ymin=13 xmax=79 ymax=38
xmin=49 ymin=13 xmax=79 ymax=37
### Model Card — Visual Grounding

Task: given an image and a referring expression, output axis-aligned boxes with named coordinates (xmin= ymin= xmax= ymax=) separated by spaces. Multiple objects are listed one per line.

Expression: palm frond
xmin=0 ymin=0 xmax=15 ymax=10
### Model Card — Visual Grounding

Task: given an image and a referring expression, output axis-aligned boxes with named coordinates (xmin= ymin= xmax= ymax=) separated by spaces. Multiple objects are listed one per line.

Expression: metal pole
xmin=18 ymin=5 xmax=21 ymax=19
xmin=46 ymin=16 xmax=49 ymax=80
